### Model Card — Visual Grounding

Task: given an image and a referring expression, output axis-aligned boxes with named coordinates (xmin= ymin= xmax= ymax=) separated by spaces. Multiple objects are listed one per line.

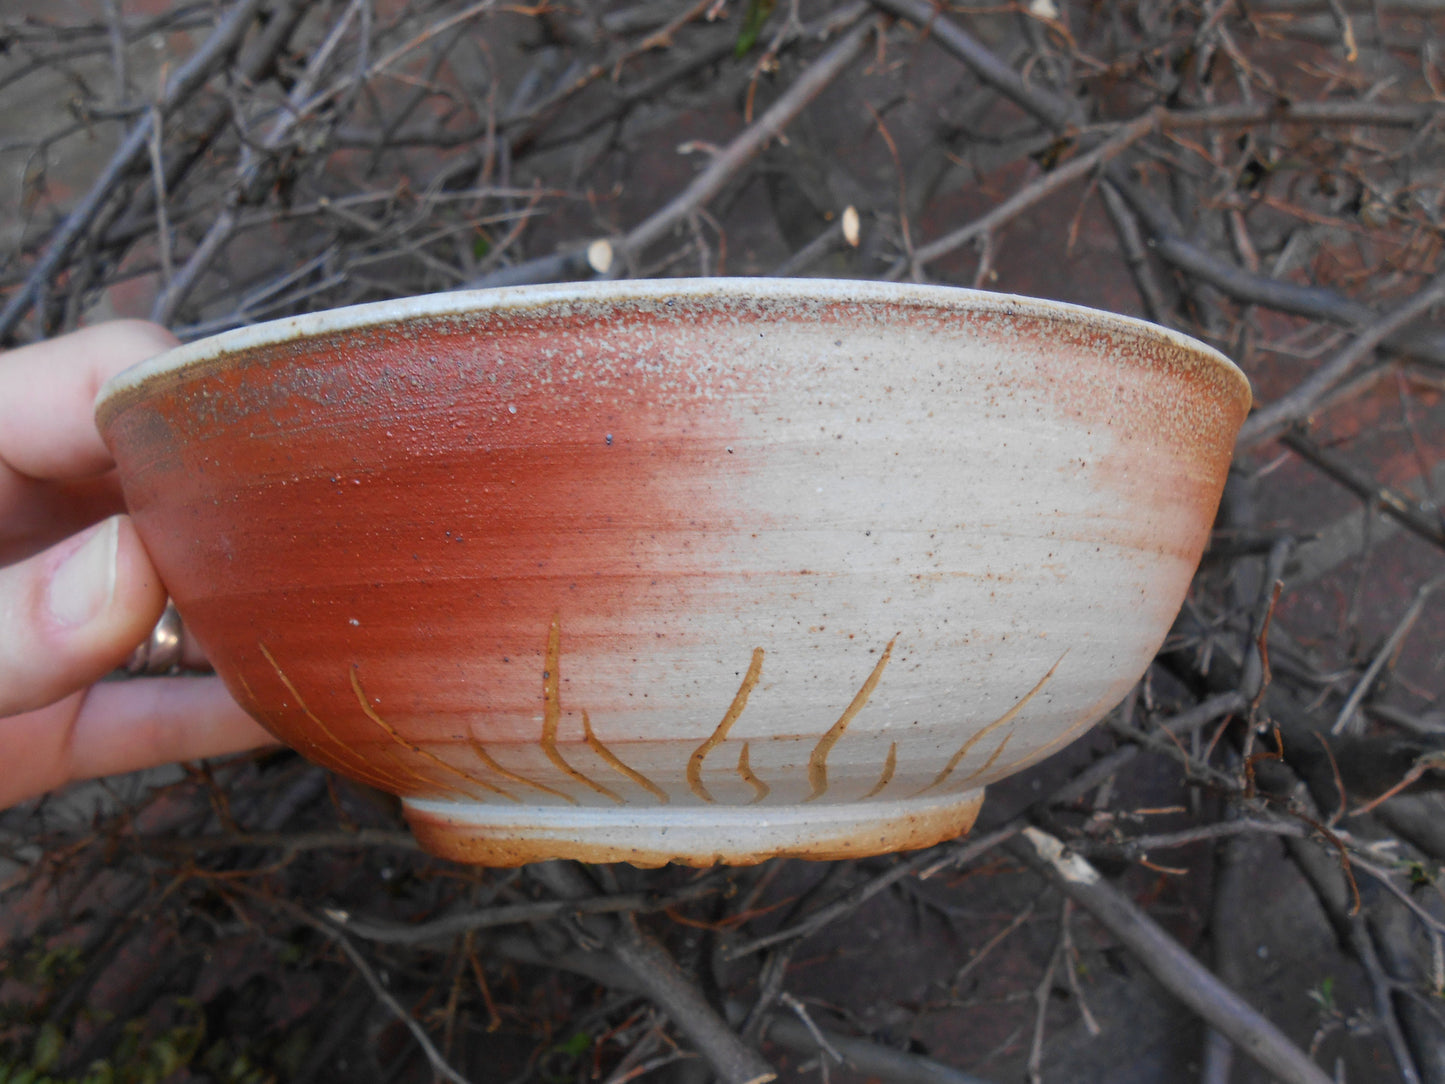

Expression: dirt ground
xmin=3 ymin=2 xmax=1445 ymax=1082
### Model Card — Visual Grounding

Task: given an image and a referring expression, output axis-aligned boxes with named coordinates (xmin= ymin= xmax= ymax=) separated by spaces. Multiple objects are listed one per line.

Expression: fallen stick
xmin=488 ymin=933 xmax=1001 ymax=1084
xmin=883 ymin=113 xmax=1157 ymax=281
xmin=616 ymin=12 xmax=878 ymax=265
xmin=1010 ymin=827 xmax=1335 ymax=1084
xmin=1280 ymin=430 xmax=1445 ymax=553
xmin=1238 ymin=269 xmax=1445 ymax=446
xmin=530 ymin=862 xmax=778 ymax=1084
xmin=325 ymin=877 xmax=715 ymax=944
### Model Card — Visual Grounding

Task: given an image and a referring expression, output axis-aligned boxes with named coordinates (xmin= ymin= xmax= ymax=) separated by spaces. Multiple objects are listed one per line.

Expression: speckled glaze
xmin=96 ymin=279 xmax=1251 ymax=866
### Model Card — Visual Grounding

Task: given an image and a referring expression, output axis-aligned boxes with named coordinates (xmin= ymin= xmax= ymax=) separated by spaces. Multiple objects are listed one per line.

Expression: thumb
xmin=0 ymin=514 xmax=165 ymax=716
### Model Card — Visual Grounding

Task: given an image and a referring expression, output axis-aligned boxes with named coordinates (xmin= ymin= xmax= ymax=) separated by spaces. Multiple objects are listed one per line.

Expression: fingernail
xmin=49 ymin=518 xmax=119 ymax=627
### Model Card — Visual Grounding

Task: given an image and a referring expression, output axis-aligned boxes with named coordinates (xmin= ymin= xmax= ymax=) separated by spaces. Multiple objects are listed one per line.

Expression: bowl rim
xmin=95 ymin=277 xmax=1252 ymax=422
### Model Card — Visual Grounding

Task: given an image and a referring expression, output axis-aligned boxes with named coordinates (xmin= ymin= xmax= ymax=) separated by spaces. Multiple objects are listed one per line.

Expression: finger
xmin=0 ymin=676 xmax=278 ymax=810
xmin=0 ymin=320 xmax=178 ymax=480
xmin=0 ymin=321 xmax=176 ymax=559
xmin=0 ymin=475 xmax=125 ymax=566
xmin=0 ymin=514 xmax=165 ymax=715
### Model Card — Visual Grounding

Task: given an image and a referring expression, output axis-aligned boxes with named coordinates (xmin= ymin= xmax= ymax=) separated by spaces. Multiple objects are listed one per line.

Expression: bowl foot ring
xmin=402 ymin=788 xmax=986 ymax=867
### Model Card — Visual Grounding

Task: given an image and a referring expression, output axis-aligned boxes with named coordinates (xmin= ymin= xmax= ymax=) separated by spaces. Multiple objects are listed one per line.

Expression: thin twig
xmin=125 ymin=828 xmax=418 ymax=856
xmin=1352 ymin=918 xmax=1427 ymax=1084
xmin=1051 ymin=693 xmax=1248 ymax=810
xmin=770 ymin=206 xmax=859 ymax=276
xmin=1161 ymin=99 xmax=1444 ymax=127
xmin=1070 ymin=817 xmax=1309 ymax=861
xmin=885 ymin=112 xmax=1157 ymax=280
xmin=1026 ymin=909 xmax=1065 ymax=1084
xmin=328 ymin=881 xmax=718 ymax=944
xmin=529 ymin=863 xmax=777 ymax=1084
xmin=874 ymin=0 xmax=1445 ymax=367
xmin=1285 ymin=836 xmax=1429 ymax=1084
xmin=1100 ymin=180 xmax=1171 ymax=324
xmin=318 ymin=919 xmax=472 ymax=1084
xmin=1240 ymin=270 xmax=1445 ymax=446
xmin=1333 ymin=574 xmax=1445 ymax=734
xmin=0 ymin=0 xmax=268 ymax=339
xmin=868 ymin=0 xmax=1080 ymax=133
xmin=1200 ymin=825 xmax=1252 ymax=1084
xmin=144 ymin=105 xmax=172 ymax=287
xmin=150 ymin=0 xmax=367 ymax=323
xmin=1059 ymin=901 xmax=1101 ymax=1036
xmin=1349 ymin=854 xmax=1445 ymax=938
xmin=1107 ymin=174 xmax=1445 ymax=366
xmin=1282 ymin=431 xmax=1445 ymax=554
xmin=1012 ymin=827 xmax=1335 ymax=1084
xmin=616 ymin=12 xmax=877 ymax=264
xmin=489 ymin=933 xmax=1001 ymax=1084
xmin=952 ymin=899 xmax=1038 ymax=989
xmin=723 ymin=823 xmax=1024 ymax=960
xmin=779 ymin=992 xmax=844 ymax=1068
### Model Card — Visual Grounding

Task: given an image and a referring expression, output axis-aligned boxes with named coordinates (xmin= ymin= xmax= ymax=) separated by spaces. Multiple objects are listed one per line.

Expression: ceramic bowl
xmin=96 ymin=279 xmax=1251 ymax=866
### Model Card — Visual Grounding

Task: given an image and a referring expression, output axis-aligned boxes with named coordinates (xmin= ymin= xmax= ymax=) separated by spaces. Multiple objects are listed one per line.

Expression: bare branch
xmin=617 ymin=11 xmax=876 ymax=264
xmin=1240 ymin=270 xmax=1445 ymax=446
xmin=0 ymin=0 xmax=268 ymax=339
xmin=1012 ymin=827 xmax=1336 ymax=1084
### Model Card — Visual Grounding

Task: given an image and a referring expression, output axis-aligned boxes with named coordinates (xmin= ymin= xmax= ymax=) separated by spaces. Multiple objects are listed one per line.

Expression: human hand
xmin=1 ymin=321 xmax=277 ymax=810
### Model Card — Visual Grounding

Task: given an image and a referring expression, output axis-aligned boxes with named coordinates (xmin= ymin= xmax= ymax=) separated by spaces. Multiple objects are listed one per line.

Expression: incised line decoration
xmin=805 ymin=637 xmax=897 ymax=803
xmin=861 ymin=741 xmax=898 ymax=800
xmin=257 ymin=627 xmax=1064 ymax=809
xmin=582 ymin=709 xmax=669 ymax=803
xmin=257 ymin=642 xmax=409 ymax=795
xmin=914 ymin=651 xmax=1067 ymax=797
xmin=688 ymin=647 xmax=765 ymax=803
xmin=350 ymin=666 xmax=518 ymax=802
xmin=952 ymin=729 xmax=1015 ymax=790
xmin=542 ymin=616 xmax=623 ymax=805
xmin=735 ymin=742 xmax=769 ymax=804
xmin=467 ymin=738 xmax=577 ymax=805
